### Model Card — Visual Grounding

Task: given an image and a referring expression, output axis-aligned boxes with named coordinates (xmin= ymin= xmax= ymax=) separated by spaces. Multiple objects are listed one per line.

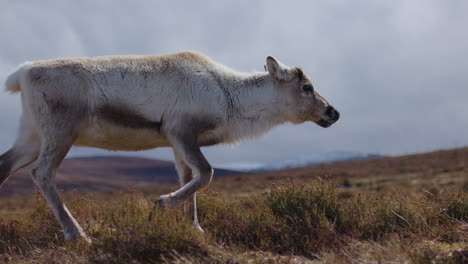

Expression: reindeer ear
xmin=266 ymin=56 xmax=294 ymax=81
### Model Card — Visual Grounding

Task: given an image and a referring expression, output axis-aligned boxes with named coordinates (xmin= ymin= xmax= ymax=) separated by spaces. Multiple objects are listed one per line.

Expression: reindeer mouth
xmin=317 ymin=106 xmax=340 ymax=128
xmin=317 ymin=119 xmax=333 ymax=128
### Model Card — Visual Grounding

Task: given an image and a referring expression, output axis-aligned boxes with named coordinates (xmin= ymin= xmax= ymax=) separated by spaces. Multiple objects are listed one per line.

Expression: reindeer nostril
xmin=334 ymin=109 xmax=340 ymax=121
xmin=325 ymin=106 xmax=339 ymax=121
xmin=325 ymin=106 xmax=333 ymax=117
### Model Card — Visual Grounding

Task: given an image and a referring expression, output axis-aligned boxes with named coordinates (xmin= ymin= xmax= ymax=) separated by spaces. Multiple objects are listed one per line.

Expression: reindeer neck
xmin=221 ymin=71 xmax=291 ymax=141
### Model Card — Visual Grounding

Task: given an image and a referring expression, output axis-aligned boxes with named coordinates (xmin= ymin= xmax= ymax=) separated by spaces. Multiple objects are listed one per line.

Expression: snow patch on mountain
xmin=216 ymin=151 xmax=383 ymax=172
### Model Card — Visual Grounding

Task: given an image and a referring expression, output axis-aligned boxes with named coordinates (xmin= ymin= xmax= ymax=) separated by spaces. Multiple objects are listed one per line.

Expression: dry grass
xmin=209 ymin=147 xmax=468 ymax=197
xmin=0 ymin=147 xmax=467 ymax=263
xmin=0 ymin=179 xmax=466 ymax=263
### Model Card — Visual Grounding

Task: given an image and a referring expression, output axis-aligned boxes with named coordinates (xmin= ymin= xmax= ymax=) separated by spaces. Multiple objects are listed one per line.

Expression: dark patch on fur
xmin=41 ymin=92 xmax=79 ymax=116
xmin=29 ymin=67 xmax=50 ymax=84
xmin=198 ymin=137 xmax=220 ymax=147
xmin=48 ymin=99 xmax=68 ymax=113
xmin=97 ymin=103 xmax=162 ymax=131
xmin=208 ymin=70 xmax=236 ymax=119
xmin=39 ymin=91 xmax=72 ymax=114
xmin=30 ymin=63 xmax=86 ymax=85
xmin=190 ymin=117 xmax=218 ymax=133
xmin=0 ymin=150 xmax=15 ymax=185
xmin=172 ymin=115 xmax=220 ymax=147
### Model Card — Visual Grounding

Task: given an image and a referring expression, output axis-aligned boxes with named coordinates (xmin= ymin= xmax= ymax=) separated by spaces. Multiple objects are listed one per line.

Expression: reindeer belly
xmin=74 ymin=119 xmax=170 ymax=151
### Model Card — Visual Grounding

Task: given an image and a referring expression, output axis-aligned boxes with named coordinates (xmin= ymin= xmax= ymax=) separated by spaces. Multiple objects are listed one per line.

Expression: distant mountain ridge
xmin=0 ymin=156 xmax=240 ymax=197
xmin=0 ymin=152 xmax=382 ymax=197
xmin=0 ymin=147 xmax=464 ymax=198
xmin=217 ymin=151 xmax=384 ymax=172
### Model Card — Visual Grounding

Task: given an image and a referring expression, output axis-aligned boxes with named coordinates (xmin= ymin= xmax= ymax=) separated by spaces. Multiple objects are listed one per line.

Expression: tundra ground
xmin=0 ymin=148 xmax=467 ymax=263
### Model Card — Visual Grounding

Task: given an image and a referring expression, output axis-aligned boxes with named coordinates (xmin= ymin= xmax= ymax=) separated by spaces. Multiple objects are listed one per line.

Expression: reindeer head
xmin=265 ymin=56 xmax=340 ymax=128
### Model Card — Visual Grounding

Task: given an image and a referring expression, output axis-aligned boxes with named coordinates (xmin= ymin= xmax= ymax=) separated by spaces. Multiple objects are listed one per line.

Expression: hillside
xmin=2 ymin=147 xmax=466 ymax=198
xmin=0 ymin=147 xmax=466 ymax=263
xmin=0 ymin=156 xmax=240 ymax=197
xmin=209 ymin=147 xmax=468 ymax=196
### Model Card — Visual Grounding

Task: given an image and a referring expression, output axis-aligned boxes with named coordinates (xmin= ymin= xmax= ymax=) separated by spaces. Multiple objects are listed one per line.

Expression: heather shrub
xmin=0 ymin=181 xmax=465 ymax=262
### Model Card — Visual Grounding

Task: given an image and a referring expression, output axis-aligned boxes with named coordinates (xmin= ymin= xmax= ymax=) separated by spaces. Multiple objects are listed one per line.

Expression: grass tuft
xmin=0 ymin=181 xmax=466 ymax=263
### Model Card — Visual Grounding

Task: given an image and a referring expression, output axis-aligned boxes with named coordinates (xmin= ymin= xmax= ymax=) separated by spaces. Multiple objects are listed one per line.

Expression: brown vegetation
xmin=0 ymin=147 xmax=467 ymax=263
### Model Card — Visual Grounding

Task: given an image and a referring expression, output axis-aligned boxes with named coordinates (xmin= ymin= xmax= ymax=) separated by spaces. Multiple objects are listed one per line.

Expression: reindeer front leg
xmin=155 ymin=133 xmax=213 ymax=226
xmin=171 ymin=149 xmax=204 ymax=232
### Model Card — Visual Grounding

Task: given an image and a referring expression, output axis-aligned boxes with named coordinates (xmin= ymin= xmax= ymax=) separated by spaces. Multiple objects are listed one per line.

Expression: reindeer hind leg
xmin=0 ymin=114 xmax=41 ymax=188
xmin=30 ymin=119 xmax=89 ymax=242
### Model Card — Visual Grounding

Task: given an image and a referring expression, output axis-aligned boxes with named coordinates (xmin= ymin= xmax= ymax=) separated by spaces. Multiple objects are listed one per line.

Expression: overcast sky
xmin=0 ymin=0 xmax=467 ymax=166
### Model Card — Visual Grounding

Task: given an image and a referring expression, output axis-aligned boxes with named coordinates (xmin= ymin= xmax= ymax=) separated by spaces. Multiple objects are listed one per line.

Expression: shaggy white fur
xmin=1 ymin=51 xmax=339 ymax=240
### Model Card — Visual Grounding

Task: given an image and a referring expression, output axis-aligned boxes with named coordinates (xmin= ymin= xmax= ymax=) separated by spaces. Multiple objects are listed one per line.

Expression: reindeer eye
xmin=302 ymin=84 xmax=313 ymax=92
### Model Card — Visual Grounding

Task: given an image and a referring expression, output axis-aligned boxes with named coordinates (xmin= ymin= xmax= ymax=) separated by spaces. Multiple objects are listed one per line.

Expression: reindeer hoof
xmin=65 ymin=232 xmax=91 ymax=244
xmin=81 ymin=235 xmax=92 ymax=244
xmin=194 ymin=224 xmax=204 ymax=233
xmin=149 ymin=195 xmax=180 ymax=221
xmin=157 ymin=194 xmax=178 ymax=209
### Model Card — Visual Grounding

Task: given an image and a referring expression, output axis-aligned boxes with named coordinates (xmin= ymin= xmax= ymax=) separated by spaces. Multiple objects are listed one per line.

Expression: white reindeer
xmin=0 ymin=51 xmax=339 ymax=241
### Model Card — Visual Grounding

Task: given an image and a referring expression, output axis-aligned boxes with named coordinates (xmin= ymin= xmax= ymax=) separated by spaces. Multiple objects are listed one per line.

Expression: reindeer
xmin=0 ymin=51 xmax=339 ymax=241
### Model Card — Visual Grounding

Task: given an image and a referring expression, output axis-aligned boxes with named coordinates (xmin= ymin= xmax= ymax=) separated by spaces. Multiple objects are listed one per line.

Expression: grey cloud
xmin=0 ymin=0 xmax=467 ymax=165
